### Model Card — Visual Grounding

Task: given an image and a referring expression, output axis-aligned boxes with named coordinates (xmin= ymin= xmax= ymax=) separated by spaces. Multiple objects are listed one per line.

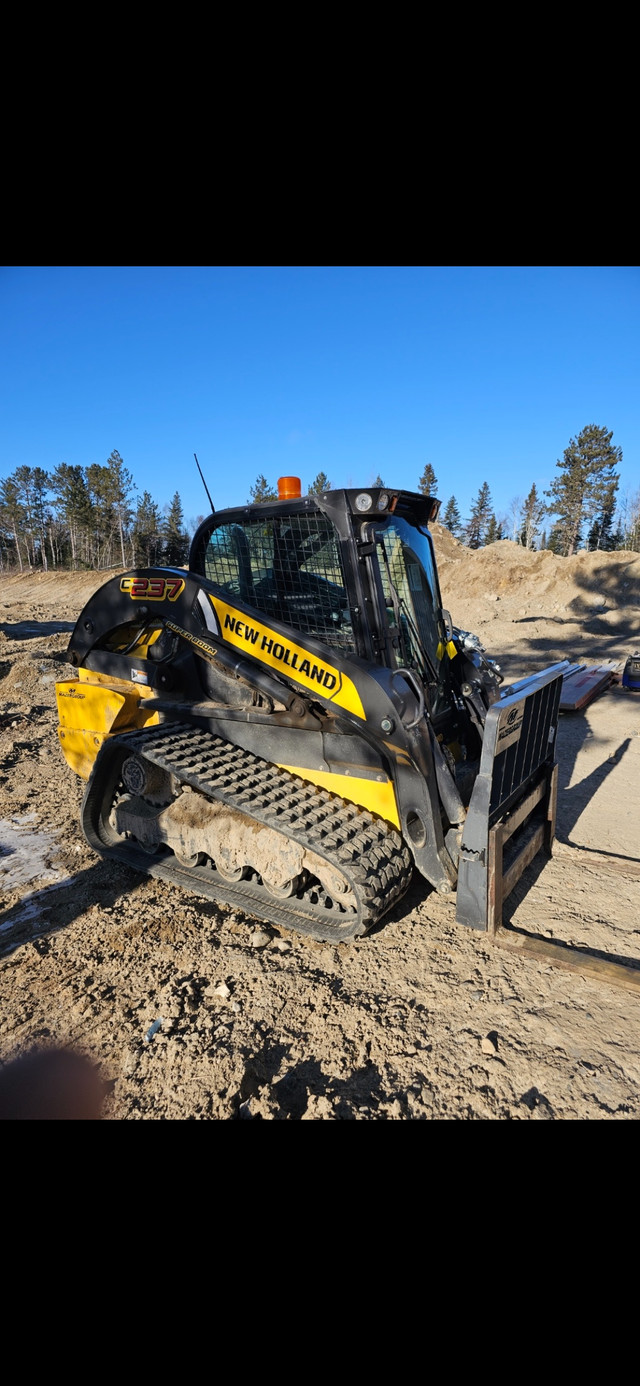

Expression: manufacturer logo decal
xmin=120 ymin=576 xmax=186 ymax=601
xmin=209 ymin=594 xmax=366 ymax=720
xmin=497 ymin=703 xmax=525 ymax=752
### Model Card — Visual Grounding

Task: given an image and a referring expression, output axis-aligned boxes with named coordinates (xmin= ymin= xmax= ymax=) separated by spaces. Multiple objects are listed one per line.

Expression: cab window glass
xmin=375 ymin=517 xmax=450 ymax=714
xmin=198 ymin=513 xmax=356 ymax=654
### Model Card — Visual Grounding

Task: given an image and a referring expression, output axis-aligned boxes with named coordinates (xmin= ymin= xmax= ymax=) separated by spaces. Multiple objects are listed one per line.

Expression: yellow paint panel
xmin=209 ymin=594 xmax=366 ymax=720
xmin=277 ymin=764 xmax=400 ymax=829
xmin=56 ymin=675 xmax=160 ymax=780
xmin=58 ymin=728 xmax=110 ymax=780
xmin=77 ymin=667 xmax=151 ymax=692
xmin=106 ymin=627 xmax=162 ymax=658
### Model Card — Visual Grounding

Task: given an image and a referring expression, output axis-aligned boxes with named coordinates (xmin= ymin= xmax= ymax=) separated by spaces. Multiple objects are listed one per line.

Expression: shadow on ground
xmin=236 ymin=1033 xmax=390 ymax=1119
xmin=0 ymin=858 xmax=144 ymax=957
xmin=0 ymin=621 xmax=75 ymax=640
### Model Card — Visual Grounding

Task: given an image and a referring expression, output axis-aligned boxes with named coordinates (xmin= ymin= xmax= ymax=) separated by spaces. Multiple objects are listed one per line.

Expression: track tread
xmin=82 ymin=723 xmax=413 ymax=943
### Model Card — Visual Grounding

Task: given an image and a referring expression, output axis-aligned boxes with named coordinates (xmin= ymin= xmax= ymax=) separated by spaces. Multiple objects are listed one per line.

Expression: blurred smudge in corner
xmin=0 ymin=1047 xmax=107 ymax=1120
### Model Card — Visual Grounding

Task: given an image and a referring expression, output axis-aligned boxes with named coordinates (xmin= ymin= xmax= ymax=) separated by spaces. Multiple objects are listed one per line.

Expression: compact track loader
xmin=56 ymin=480 xmax=569 ymax=946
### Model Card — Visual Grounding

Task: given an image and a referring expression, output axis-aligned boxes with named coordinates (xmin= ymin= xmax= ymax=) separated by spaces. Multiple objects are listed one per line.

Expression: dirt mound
xmin=427 ymin=534 xmax=640 ymax=677
xmin=429 ymin=522 xmax=467 ymax=561
xmin=3 ymin=543 xmax=639 ymax=625
xmin=431 ymin=533 xmax=640 ymax=613
xmin=1 ymin=568 xmax=123 ymax=609
xmin=1 ymin=545 xmax=638 ymax=686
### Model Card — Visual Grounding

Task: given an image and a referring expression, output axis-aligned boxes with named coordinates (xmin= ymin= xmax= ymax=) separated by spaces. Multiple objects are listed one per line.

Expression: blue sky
xmin=1 ymin=265 xmax=637 ymax=533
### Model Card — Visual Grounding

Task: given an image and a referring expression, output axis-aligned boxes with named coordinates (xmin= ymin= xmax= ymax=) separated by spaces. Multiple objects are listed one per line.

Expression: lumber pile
xmin=559 ymin=660 xmax=622 ymax=711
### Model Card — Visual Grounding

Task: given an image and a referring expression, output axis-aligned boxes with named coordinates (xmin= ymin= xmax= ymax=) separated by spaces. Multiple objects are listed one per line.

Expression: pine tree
xmin=308 ymin=472 xmax=331 ymax=494
xmin=87 ymin=463 xmax=117 ymax=567
xmin=105 ymin=449 xmax=135 ymax=568
xmin=133 ymin=491 xmax=164 ymax=567
xmin=0 ymin=475 xmax=26 ymax=571
xmin=520 ymin=483 xmax=545 ymax=549
xmin=465 ymin=482 xmax=493 ymax=549
xmin=539 ymin=529 xmax=548 ymax=551
xmin=372 ymin=474 xmax=384 ymax=486
xmin=442 ymin=496 xmax=462 ymax=537
xmin=12 ymin=466 xmax=38 ymax=566
xmin=0 ymin=511 xmax=11 ymax=571
xmin=11 ymin=468 xmax=33 ymax=565
xmin=51 ymin=463 xmax=93 ymax=569
xmin=248 ymin=475 xmax=278 ymax=503
xmin=485 ymin=514 xmax=504 ymax=544
xmin=611 ymin=522 xmax=625 ymax=551
xmin=31 ymin=467 xmax=52 ymax=570
xmin=163 ymin=492 xmax=189 ymax=566
xmin=418 ymin=463 xmax=438 ymax=496
xmin=586 ymin=479 xmax=618 ymax=550
xmin=545 ymin=424 xmax=621 ymax=556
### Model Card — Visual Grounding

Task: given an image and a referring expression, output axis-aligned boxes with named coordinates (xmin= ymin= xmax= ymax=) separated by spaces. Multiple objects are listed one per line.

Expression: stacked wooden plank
xmin=559 ymin=660 xmax=622 ymax=711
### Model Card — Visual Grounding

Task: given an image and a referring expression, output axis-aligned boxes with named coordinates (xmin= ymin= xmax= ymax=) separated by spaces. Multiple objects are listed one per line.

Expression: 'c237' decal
xmin=209 ymin=594 xmax=366 ymax=720
xmin=120 ymin=576 xmax=186 ymax=601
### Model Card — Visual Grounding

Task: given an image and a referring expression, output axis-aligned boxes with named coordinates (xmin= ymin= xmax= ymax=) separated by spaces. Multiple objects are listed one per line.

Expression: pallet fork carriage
xmin=55 ymin=478 xmax=640 ymax=988
xmin=456 ymin=665 xmax=563 ymax=934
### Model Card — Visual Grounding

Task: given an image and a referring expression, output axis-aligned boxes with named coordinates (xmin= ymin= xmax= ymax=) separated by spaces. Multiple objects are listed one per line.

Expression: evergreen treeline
xmin=344 ymin=427 xmax=637 ymax=553
xmin=436 ymin=424 xmax=639 ymax=553
xmin=2 ymin=428 xmax=637 ymax=570
xmin=0 ymin=450 xmax=191 ymax=572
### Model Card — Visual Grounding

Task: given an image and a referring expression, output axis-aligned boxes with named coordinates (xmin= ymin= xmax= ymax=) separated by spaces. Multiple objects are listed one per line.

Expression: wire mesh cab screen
xmin=197 ymin=511 xmax=356 ymax=654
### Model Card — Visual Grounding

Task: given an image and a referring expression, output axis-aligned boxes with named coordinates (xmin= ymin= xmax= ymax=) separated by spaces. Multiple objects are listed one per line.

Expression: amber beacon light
xmin=277 ymin=476 xmax=302 ymax=499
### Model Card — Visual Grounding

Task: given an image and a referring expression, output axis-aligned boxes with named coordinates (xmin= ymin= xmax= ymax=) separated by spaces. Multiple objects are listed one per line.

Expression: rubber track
xmin=82 ymin=723 xmax=413 ymax=943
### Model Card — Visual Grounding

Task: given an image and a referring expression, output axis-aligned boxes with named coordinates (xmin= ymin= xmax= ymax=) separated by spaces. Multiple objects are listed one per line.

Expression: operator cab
xmin=189 ymin=479 xmax=453 ymax=717
xmin=190 ymin=496 xmax=357 ymax=655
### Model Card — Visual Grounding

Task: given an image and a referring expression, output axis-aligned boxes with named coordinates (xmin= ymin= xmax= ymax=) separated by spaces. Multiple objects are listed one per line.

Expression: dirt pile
xmin=429 ymin=526 xmax=640 ymax=679
xmin=431 ymin=525 xmax=640 ymax=616
xmin=0 ymin=568 xmax=122 ymax=611
xmin=4 ymin=538 xmax=640 ymax=625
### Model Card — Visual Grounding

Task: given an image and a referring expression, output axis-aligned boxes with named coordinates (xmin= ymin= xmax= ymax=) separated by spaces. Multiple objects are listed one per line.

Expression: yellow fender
xmin=56 ymin=669 xmax=160 ymax=780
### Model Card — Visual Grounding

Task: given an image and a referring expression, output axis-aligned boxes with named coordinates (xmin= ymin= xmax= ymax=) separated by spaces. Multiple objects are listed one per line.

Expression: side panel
xmin=276 ymin=764 xmax=400 ymax=828
xmin=208 ymin=594 xmax=366 ymax=718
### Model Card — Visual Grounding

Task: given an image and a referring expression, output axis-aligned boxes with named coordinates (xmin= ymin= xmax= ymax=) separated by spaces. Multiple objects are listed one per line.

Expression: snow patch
xmin=0 ymin=818 xmax=67 ymax=891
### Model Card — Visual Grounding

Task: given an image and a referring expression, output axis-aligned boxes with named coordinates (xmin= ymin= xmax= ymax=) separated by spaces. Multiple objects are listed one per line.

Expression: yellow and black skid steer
xmin=56 ymin=478 xmax=570 ymax=948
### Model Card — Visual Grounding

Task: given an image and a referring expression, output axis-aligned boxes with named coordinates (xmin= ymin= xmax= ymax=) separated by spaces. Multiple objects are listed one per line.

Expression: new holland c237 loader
xmin=56 ymin=478 xmax=569 ymax=947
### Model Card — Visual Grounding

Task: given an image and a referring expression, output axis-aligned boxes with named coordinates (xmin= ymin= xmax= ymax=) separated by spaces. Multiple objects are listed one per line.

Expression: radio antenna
xmin=194 ymin=453 xmax=215 ymax=513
